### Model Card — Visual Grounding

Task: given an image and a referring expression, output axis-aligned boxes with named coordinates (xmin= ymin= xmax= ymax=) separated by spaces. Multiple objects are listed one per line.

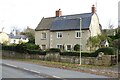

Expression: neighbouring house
xmin=0 ymin=32 xmax=10 ymax=44
xmin=35 ymin=5 xmax=102 ymax=51
xmin=100 ymin=39 xmax=109 ymax=47
xmin=8 ymin=32 xmax=29 ymax=44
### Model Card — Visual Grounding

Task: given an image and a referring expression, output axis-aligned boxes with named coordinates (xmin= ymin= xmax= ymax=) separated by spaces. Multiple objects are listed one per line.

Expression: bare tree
xmin=108 ymin=20 xmax=114 ymax=29
xmin=10 ymin=26 xmax=21 ymax=35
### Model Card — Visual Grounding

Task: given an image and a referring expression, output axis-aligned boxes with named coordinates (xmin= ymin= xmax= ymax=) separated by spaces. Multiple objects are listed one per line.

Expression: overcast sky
xmin=0 ymin=0 xmax=119 ymax=33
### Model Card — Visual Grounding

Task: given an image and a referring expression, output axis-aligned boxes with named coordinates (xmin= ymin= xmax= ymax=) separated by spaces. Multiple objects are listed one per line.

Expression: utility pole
xmin=79 ymin=18 xmax=82 ymax=65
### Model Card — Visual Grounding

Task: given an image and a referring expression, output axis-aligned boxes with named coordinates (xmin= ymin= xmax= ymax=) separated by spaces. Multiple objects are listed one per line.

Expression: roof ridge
xmin=61 ymin=12 xmax=93 ymax=17
xmin=43 ymin=12 xmax=93 ymax=19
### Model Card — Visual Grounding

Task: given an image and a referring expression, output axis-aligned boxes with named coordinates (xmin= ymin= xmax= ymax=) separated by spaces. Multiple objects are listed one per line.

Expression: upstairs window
xmin=75 ymin=31 xmax=81 ymax=38
xmin=41 ymin=33 xmax=47 ymax=39
xmin=57 ymin=32 xmax=63 ymax=38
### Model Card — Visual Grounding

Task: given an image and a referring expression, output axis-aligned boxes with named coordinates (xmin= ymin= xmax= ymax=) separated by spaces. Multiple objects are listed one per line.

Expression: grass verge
xmin=3 ymin=57 xmax=118 ymax=78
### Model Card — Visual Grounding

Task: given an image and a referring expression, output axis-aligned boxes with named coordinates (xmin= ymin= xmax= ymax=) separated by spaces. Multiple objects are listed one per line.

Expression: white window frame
xmin=75 ymin=31 xmax=81 ymax=38
xmin=41 ymin=32 xmax=47 ymax=39
xmin=56 ymin=44 xmax=63 ymax=49
xmin=66 ymin=44 xmax=72 ymax=51
xmin=41 ymin=44 xmax=47 ymax=50
xmin=57 ymin=32 xmax=63 ymax=38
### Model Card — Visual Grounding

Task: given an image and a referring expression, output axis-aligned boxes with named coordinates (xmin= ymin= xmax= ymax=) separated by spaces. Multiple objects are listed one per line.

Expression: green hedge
xmin=90 ymin=47 xmax=116 ymax=57
xmin=47 ymin=48 xmax=61 ymax=52
xmin=2 ymin=44 xmax=16 ymax=51
xmin=27 ymin=49 xmax=46 ymax=55
xmin=60 ymin=51 xmax=91 ymax=57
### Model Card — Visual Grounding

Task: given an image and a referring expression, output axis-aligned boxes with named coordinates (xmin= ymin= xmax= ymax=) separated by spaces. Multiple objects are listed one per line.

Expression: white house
xmin=0 ymin=32 xmax=10 ymax=44
xmin=8 ymin=33 xmax=29 ymax=44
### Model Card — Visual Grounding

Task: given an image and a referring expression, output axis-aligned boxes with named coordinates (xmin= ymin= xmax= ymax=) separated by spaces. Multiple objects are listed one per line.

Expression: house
xmin=100 ymin=39 xmax=109 ymax=47
xmin=35 ymin=5 xmax=102 ymax=51
xmin=8 ymin=32 xmax=29 ymax=44
xmin=0 ymin=32 xmax=10 ymax=44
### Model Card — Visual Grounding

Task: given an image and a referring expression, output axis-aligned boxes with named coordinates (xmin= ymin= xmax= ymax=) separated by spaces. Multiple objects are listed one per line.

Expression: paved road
xmin=2 ymin=65 xmax=44 ymax=78
xmin=2 ymin=59 xmax=108 ymax=78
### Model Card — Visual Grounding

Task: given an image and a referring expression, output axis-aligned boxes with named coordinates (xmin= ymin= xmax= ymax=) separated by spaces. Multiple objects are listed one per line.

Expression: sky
xmin=0 ymin=0 xmax=119 ymax=33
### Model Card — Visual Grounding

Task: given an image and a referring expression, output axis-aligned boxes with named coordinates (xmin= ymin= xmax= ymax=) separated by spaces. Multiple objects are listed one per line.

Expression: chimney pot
xmin=91 ymin=5 xmax=96 ymax=13
xmin=56 ymin=9 xmax=62 ymax=17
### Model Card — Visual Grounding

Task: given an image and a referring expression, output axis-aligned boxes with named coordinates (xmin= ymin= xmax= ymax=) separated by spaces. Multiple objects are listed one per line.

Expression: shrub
xmin=74 ymin=44 xmax=80 ymax=51
xmin=27 ymin=49 xmax=46 ymax=55
xmin=2 ymin=44 xmax=16 ymax=51
xmin=15 ymin=43 xmax=40 ymax=53
xmin=91 ymin=47 xmax=116 ymax=57
xmin=60 ymin=51 xmax=91 ymax=57
xmin=47 ymin=48 xmax=61 ymax=52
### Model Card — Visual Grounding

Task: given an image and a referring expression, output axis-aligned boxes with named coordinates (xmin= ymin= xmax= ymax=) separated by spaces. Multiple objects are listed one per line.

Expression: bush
xmin=2 ymin=43 xmax=40 ymax=54
xmin=74 ymin=44 xmax=80 ymax=51
xmin=15 ymin=43 xmax=40 ymax=53
xmin=2 ymin=44 xmax=16 ymax=51
xmin=27 ymin=49 xmax=46 ymax=55
xmin=60 ymin=51 xmax=91 ymax=57
xmin=47 ymin=48 xmax=61 ymax=52
xmin=91 ymin=47 xmax=116 ymax=57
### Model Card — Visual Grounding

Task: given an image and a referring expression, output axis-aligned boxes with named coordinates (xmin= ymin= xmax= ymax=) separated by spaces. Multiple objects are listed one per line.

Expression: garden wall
xmin=2 ymin=51 xmax=117 ymax=66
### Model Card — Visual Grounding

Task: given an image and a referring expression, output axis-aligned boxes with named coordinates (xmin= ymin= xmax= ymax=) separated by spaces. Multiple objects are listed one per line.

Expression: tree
xmin=108 ymin=20 xmax=114 ymax=29
xmin=86 ymin=34 xmax=109 ymax=51
xmin=87 ymin=36 xmax=101 ymax=51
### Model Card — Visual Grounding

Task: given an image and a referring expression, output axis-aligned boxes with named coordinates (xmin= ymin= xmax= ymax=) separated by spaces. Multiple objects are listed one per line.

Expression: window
xmin=75 ymin=31 xmax=81 ymax=38
xmin=41 ymin=33 xmax=47 ymax=39
xmin=41 ymin=45 xmax=46 ymax=50
xmin=57 ymin=44 xmax=63 ymax=50
xmin=66 ymin=45 xmax=72 ymax=51
xmin=57 ymin=32 xmax=63 ymax=38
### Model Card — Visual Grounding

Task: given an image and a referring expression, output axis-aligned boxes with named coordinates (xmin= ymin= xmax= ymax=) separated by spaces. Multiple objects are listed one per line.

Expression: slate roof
xmin=35 ymin=13 xmax=94 ymax=31
xmin=8 ymin=34 xmax=28 ymax=39
xmin=35 ymin=17 xmax=55 ymax=31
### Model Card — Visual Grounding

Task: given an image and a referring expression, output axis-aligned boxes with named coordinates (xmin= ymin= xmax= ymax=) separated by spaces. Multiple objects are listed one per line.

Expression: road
xmin=2 ymin=65 xmax=44 ymax=78
xmin=2 ymin=59 xmax=108 ymax=78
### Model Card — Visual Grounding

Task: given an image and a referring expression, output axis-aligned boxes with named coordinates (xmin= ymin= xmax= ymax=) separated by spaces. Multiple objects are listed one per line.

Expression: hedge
xmin=46 ymin=48 xmax=61 ymax=53
xmin=27 ymin=49 xmax=46 ymax=55
xmin=2 ymin=44 xmax=16 ymax=51
xmin=60 ymin=51 xmax=91 ymax=57
xmin=90 ymin=47 xmax=116 ymax=57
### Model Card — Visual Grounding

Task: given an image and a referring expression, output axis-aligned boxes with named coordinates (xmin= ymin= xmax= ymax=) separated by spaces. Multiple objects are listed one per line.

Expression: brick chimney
xmin=56 ymin=9 xmax=62 ymax=17
xmin=91 ymin=5 xmax=96 ymax=13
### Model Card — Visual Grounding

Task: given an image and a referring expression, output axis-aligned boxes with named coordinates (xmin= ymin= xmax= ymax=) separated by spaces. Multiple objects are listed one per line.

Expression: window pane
xmin=57 ymin=44 xmax=63 ymax=50
xmin=42 ymin=45 xmax=46 ymax=50
xmin=76 ymin=31 xmax=80 ymax=38
xmin=57 ymin=32 xmax=62 ymax=38
xmin=67 ymin=45 xmax=71 ymax=50
xmin=42 ymin=33 xmax=46 ymax=39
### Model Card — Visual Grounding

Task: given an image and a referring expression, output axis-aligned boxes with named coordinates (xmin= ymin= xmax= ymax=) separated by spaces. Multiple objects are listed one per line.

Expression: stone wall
xmin=2 ymin=51 xmax=117 ymax=66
